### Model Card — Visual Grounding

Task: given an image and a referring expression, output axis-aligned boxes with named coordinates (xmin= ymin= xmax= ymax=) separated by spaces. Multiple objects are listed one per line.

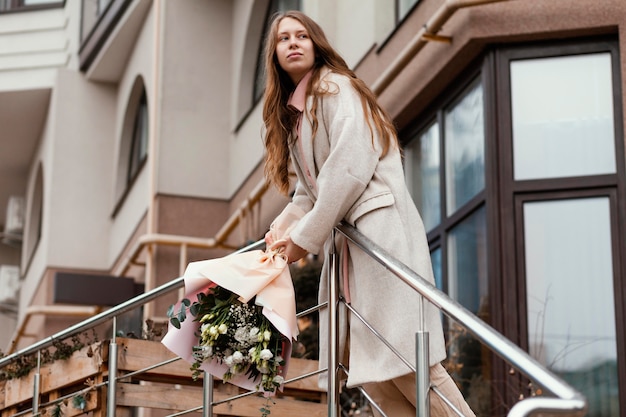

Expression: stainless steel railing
xmin=334 ymin=222 xmax=587 ymax=417
xmin=0 ymin=224 xmax=587 ymax=417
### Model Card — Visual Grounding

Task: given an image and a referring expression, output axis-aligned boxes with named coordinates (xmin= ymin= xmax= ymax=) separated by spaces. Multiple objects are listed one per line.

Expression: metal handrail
xmin=335 ymin=222 xmax=587 ymax=417
xmin=0 ymin=224 xmax=588 ymax=417
xmin=0 ymin=239 xmax=265 ymax=369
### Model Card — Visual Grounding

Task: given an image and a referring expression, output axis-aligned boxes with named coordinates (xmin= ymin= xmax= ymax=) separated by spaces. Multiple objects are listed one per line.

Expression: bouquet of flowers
xmin=166 ymin=281 xmax=287 ymax=393
xmin=162 ymin=247 xmax=299 ymax=396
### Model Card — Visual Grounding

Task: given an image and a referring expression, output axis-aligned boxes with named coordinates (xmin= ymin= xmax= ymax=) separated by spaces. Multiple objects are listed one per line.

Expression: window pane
xmin=431 ymin=247 xmax=442 ymax=291
xmin=128 ymin=94 xmax=149 ymax=183
xmin=253 ymin=0 xmax=301 ymax=102
xmin=524 ymin=198 xmax=619 ymax=416
xmin=406 ymin=121 xmax=440 ymax=231
xmin=397 ymin=0 xmax=419 ymax=21
xmin=511 ymin=53 xmax=616 ymax=180
xmin=445 ymin=80 xmax=485 ymax=215
xmin=447 ymin=205 xmax=490 ymax=413
xmin=448 ymin=205 xmax=488 ymax=314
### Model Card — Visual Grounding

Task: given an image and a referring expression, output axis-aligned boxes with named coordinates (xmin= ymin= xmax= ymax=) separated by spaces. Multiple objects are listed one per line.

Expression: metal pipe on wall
xmin=371 ymin=0 xmax=511 ymax=95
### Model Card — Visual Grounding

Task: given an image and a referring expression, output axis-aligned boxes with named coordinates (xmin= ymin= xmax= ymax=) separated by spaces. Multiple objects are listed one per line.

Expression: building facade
xmin=0 ymin=0 xmax=624 ymax=415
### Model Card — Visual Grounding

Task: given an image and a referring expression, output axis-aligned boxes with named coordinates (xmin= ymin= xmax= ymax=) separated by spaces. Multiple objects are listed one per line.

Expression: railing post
xmin=416 ymin=331 xmax=430 ymax=417
xmin=327 ymin=229 xmax=341 ymax=417
xmin=107 ymin=317 xmax=118 ymax=416
xmin=203 ymin=371 xmax=214 ymax=417
xmin=32 ymin=350 xmax=41 ymax=415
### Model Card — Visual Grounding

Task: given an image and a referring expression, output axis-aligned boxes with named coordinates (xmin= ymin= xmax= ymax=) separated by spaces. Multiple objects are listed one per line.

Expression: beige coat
xmin=275 ymin=68 xmax=446 ymax=388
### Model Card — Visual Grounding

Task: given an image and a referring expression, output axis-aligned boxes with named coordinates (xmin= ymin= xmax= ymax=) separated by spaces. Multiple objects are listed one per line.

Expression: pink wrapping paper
xmin=161 ymin=249 xmax=299 ymax=392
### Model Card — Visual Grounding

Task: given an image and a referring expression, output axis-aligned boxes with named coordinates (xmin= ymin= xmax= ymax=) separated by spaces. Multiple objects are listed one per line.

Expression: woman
xmin=262 ymin=10 xmax=475 ymax=417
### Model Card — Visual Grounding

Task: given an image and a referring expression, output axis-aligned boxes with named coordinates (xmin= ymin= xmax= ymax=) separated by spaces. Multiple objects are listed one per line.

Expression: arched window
xmin=127 ymin=90 xmax=148 ymax=185
xmin=252 ymin=0 xmax=300 ymax=104
xmin=114 ymin=77 xmax=149 ymax=214
xmin=25 ymin=163 xmax=43 ymax=266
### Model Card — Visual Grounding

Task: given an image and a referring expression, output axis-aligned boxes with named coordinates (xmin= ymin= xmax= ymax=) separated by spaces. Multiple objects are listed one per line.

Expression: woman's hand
xmin=270 ymin=236 xmax=308 ymax=264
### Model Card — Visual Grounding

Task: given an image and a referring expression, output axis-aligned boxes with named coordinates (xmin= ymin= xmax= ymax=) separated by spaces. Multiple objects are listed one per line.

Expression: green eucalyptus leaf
xmin=190 ymin=303 xmax=201 ymax=316
xmin=177 ymin=308 xmax=187 ymax=323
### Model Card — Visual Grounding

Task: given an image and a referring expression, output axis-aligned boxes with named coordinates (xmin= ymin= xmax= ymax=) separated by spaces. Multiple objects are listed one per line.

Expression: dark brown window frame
xmin=496 ymin=37 xmax=626 ymax=414
xmin=402 ymin=36 xmax=626 ymax=415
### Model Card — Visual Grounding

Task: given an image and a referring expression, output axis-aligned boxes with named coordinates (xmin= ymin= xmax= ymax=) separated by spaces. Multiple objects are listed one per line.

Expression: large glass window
xmin=405 ymin=121 xmax=440 ymax=232
xmin=447 ymin=205 xmax=490 ymax=413
xmin=405 ymin=74 xmax=490 ymax=413
xmin=445 ymin=80 xmax=485 ymax=215
xmin=524 ymin=197 xmax=618 ymax=416
xmin=511 ymin=53 xmax=616 ymax=180
xmin=448 ymin=206 xmax=487 ymax=315
xmin=404 ymin=39 xmax=624 ymax=415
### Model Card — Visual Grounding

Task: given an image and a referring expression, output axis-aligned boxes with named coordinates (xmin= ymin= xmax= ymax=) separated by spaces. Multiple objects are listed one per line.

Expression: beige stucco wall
xmin=18 ymin=69 xmax=117 ymax=321
xmin=157 ymin=0 xmax=233 ymax=200
xmin=109 ymin=5 xmax=155 ymax=260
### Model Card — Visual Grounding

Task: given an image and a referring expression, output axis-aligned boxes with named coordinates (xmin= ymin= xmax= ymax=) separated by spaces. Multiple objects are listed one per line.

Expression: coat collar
xmin=287 ymin=69 xmax=313 ymax=112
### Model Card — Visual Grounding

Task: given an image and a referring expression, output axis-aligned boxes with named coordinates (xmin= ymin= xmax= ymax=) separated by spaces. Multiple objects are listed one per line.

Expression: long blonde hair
xmin=262 ymin=10 xmax=398 ymax=195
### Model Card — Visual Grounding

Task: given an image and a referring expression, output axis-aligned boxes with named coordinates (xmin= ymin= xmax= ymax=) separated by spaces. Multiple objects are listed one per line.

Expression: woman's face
xmin=275 ymin=17 xmax=315 ymax=85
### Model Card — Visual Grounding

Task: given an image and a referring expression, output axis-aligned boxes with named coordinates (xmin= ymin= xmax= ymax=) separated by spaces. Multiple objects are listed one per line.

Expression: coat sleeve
xmin=289 ymin=74 xmax=386 ymax=254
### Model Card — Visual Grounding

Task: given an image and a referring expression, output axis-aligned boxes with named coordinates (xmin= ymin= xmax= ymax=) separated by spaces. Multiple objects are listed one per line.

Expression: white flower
xmin=249 ymin=347 xmax=258 ymax=360
xmin=273 ymin=375 xmax=284 ymax=385
xmin=201 ymin=345 xmax=213 ymax=358
xmin=263 ymin=330 xmax=272 ymax=341
xmin=258 ymin=362 xmax=270 ymax=374
xmin=259 ymin=349 xmax=273 ymax=361
xmin=232 ymin=351 xmax=244 ymax=364
xmin=234 ymin=327 xmax=248 ymax=343
xmin=218 ymin=323 xmax=228 ymax=334
xmin=224 ymin=355 xmax=234 ymax=367
xmin=209 ymin=326 xmax=218 ymax=336
xmin=248 ymin=327 xmax=260 ymax=342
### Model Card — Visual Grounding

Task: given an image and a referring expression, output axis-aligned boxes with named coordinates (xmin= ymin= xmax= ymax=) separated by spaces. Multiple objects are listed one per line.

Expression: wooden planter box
xmin=0 ymin=338 xmax=327 ymax=417
xmin=1 ymin=342 xmax=106 ymax=417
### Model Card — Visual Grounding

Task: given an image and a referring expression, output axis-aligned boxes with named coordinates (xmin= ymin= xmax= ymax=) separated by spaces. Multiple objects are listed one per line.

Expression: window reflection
xmin=447 ymin=205 xmax=490 ymax=413
xmin=445 ymin=80 xmax=485 ymax=215
xmin=406 ymin=121 xmax=440 ymax=232
xmin=524 ymin=197 xmax=618 ymax=416
xmin=511 ymin=53 xmax=616 ymax=180
xmin=431 ymin=247 xmax=442 ymax=290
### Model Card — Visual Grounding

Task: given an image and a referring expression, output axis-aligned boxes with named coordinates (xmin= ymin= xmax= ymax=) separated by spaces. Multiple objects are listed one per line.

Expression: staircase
xmin=0 ymin=224 xmax=588 ymax=417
